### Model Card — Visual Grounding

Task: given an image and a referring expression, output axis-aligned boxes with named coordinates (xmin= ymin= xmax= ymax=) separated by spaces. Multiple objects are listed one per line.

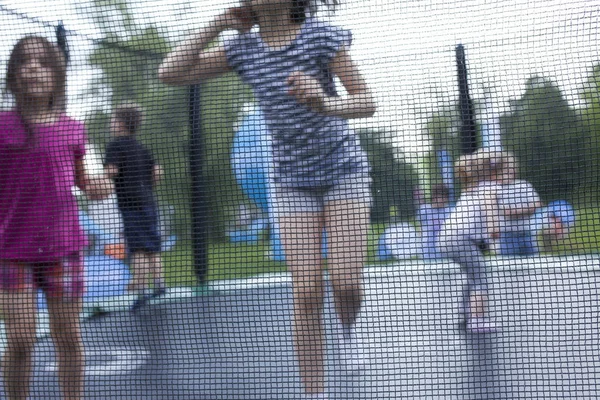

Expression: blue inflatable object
xmin=83 ymin=255 xmax=131 ymax=301
xmin=546 ymin=200 xmax=576 ymax=227
xmin=531 ymin=200 xmax=576 ymax=234
xmin=231 ymin=110 xmax=287 ymax=258
xmin=227 ymin=218 xmax=269 ymax=244
xmin=376 ymin=235 xmax=394 ymax=261
xmin=231 ymin=111 xmax=272 ymax=213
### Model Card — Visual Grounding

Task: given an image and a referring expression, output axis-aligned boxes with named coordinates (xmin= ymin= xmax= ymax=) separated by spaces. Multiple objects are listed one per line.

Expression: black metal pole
xmin=55 ymin=21 xmax=70 ymax=63
xmin=56 ymin=22 xmax=69 ymax=112
xmin=189 ymin=84 xmax=209 ymax=285
xmin=456 ymin=44 xmax=477 ymax=155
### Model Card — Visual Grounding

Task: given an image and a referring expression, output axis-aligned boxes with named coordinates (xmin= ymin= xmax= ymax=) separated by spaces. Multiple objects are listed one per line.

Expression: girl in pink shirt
xmin=0 ymin=36 xmax=88 ymax=400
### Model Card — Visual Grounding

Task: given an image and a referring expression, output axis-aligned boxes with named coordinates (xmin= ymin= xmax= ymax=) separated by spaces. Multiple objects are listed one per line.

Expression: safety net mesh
xmin=0 ymin=0 xmax=598 ymax=399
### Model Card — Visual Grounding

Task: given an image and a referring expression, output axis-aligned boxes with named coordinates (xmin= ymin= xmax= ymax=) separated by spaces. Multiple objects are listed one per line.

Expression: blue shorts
xmin=121 ymin=207 xmax=161 ymax=253
xmin=498 ymin=232 xmax=538 ymax=256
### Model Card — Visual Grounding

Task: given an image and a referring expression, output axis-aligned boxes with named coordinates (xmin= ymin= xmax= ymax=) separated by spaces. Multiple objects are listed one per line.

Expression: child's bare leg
xmin=47 ymin=297 xmax=84 ymax=400
xmin=1 ymin=289 xmax=37 ymax=400
xmin=469 ymin=291 xmax=488 ymax=318
xmin=279 ymin=212 xmax=326 ymax=395
xmin=325 ymin=199 xmax=369 ymax=331
xmin=150 ymin=253 xmax=165 ymax=292
xmin=128 ymin=252 xmax=151 ymax=292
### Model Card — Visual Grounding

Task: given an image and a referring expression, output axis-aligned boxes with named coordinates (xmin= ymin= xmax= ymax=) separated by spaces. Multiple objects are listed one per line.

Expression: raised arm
xmin=158 ymin=7 xmax=254 ymax=86
xmin=152 ymin=164 xmax=164 ymax=186
xmin=482 ymin=188 xmax=501 ymax=240
xmin=286 ymin=48 xmax=376 ymax=119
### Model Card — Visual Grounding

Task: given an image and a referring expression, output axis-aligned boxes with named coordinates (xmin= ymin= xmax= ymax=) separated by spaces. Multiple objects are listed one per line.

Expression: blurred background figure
xmin=532 ymin=200 xmax=576 ymax=253
xmin=416 ymin=184 xmax=452 ymax=261
xmin=492 ymin=151 xmax=543 ymax=257
xmin=104 ymin=103 xmax=166 ymax=311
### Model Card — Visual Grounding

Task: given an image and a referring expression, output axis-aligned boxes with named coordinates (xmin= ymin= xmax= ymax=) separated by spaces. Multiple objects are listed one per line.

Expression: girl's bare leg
xmin=150 ymin=253 xmax=165 ymax=292
xmin=279 ymin=212 xmax=326 ymax=395
xmin=47 ymin=296 xmax=84 ymax=400
xmin=469 ymin=291 xmax=487 ymax=319
xmin=128 ymin=252 xmax=151 ymax=292
xmin=0 ymin=289 xmax=37 ymax=400
xmin=325 ymin=199 xmax=369 ymax=330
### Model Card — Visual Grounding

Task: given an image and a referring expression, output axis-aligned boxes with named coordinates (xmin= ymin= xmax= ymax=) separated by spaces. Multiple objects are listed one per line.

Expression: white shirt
xmin=439 ymin=181 xmax=500 ymax=242
xmin=497 ymin=179 xmax=540 ymax=233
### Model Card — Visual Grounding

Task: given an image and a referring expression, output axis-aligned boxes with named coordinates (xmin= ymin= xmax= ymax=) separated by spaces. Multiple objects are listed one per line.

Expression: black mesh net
xmin=0 ymin=0 xmax=598 ymax=399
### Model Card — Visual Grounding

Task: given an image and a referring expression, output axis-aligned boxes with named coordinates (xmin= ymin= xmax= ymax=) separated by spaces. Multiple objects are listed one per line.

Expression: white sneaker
xmin=466 ymin=317 xmax=499 ymax=334
xmin=306 ymin=393 xmax=328 ymax=400
xmin=337 ymin=332 xmax=366 ymax=370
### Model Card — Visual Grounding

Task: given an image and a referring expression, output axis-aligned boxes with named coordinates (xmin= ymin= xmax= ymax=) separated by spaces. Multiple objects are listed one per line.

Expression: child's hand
xmin=287 ymin=71 xmax=326 ymax=112
xmin=85 ymin=175 xmax=114 ymax=201
xmin=217 ymin=7 xmax=254 ymax=33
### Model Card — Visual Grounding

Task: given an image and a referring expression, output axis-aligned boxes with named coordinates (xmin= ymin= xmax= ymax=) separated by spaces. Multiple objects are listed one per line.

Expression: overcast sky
xmin=0 ymin=0 xmax=598 ymax=159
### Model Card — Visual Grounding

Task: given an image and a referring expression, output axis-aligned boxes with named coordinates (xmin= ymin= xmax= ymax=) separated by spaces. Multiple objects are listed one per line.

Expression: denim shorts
xmin=271 ymin=173 xmax=372 ymax=214
xmin=121 ymin=207 xmax=162 ymax=253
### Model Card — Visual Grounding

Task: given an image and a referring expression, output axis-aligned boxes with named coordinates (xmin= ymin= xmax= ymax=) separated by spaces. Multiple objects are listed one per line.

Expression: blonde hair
xmin=455 ymin=153 xmax=476 ymax=188
xmin=456 ymin=148 xmax=510 ymax=188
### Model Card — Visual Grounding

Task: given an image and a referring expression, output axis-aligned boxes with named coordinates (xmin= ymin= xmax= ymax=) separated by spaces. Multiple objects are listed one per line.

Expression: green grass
xmin=163 ymin=223 xmax=391 ymax=287
xmin=554 ymin=207 xmax=600 ymax=254
xmin=164 ymin=210 xmax=600 ymax=287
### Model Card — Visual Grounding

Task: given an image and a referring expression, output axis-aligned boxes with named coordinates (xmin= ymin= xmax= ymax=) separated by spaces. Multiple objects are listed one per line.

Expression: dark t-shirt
xmin=105 ymin=135 xmax=156 ymax=210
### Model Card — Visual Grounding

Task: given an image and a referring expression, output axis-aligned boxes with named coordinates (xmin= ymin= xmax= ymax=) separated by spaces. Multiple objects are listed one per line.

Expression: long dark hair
xmin=293 ymin=0 xmax=339 ymax=23
xmin=6 ymin=36 xmax=67 ymax=112
xmin=5 ymin=36 xmax=67 ymax=145
xmin=245 ymin=0 xmax=339 ymax=24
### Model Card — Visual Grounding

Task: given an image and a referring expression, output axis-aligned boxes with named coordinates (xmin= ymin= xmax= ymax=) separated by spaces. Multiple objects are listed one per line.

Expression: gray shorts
xmin=271 ymin=173 xmax=372 ymax=214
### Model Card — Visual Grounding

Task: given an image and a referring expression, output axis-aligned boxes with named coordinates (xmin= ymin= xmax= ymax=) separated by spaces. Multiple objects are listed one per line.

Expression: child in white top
xmin=488 ymin=150 xmax=542 ymax=256
xmin=438 ymin=150 xmax=502 ymax=333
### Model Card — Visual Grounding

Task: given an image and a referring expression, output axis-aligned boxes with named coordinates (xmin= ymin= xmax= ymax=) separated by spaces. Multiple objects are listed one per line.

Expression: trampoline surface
xmin=2 ymin=255 xmax=599 ymax=399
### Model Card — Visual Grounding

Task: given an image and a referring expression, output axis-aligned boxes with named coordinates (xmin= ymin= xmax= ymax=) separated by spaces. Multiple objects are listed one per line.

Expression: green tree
xmin=199 ymin=77 xmax=253 ymax=240
xmin=358 ymin=129 xmax=419 ymax=222
xmin=500 ymin=76 xmax=591 ymax=203
xmin=580 ymin=64 xmax=600 ymax=205
xmin=79 ymin=0 xmax=253 ymax=240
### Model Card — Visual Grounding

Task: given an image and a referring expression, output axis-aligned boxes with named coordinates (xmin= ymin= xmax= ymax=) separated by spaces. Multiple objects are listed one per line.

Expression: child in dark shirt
xmin=104 ymin=103 xmax=165 ymax=310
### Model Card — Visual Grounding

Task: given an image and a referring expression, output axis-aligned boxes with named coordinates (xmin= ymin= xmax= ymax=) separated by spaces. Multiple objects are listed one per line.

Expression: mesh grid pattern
xmin=0 ymin=1 xmax=598 ymax=399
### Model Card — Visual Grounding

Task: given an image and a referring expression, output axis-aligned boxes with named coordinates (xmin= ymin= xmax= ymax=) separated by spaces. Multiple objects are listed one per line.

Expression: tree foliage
xmin=358 ymin=129 xmax=419 ymax=222
xmin=79 ymin=0 xmax=253 ymax=240
xmin=579 ymin=64 xmax=600 ymax=204
xmin=500 ymin=76 xmax=591 ymax=203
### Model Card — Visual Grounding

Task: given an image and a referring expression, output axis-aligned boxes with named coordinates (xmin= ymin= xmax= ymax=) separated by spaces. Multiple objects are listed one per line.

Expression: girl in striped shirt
xmin=160 ymin=1 xmax=376 ymax=398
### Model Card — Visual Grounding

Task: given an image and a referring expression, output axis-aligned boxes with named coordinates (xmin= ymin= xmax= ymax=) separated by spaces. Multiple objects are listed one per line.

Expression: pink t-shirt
xmin=0 ymin=110 xmax=88 ymax=262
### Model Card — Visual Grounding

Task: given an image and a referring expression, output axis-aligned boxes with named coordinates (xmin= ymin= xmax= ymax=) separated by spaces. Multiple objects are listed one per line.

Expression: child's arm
xmin=153 ymin=164 xmax=164 ymax=186
xmin=105 ymin=164 xmax=119 ymax=179
xmin=286 ymin=48 xmax=376 ymax=119
xmin=158 ymin=8 xmax=253 ymax=85
xmin=84 ymin=175 xmax=114 ymax=200
xmin=75 ymin=158 xmax=87 ymax=191
xmin=503 ymin=202 xmax=542 ymax=219
xmin=482 ymin=188 xmax=501 ymax=241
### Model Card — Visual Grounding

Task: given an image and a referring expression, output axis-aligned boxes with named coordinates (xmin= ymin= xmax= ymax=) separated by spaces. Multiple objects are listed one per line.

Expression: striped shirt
xmin=224 ymin=17 xmax=370 ymax=188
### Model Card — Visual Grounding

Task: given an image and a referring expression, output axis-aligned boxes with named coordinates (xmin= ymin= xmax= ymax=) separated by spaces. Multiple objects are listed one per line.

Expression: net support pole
xmin=456 ymin=44 xmax=477 ymax=155
xmin=189 ymin=84 xmax=209 ymax=285
xmin=55 ymin=21 xmax=70 ymax=63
